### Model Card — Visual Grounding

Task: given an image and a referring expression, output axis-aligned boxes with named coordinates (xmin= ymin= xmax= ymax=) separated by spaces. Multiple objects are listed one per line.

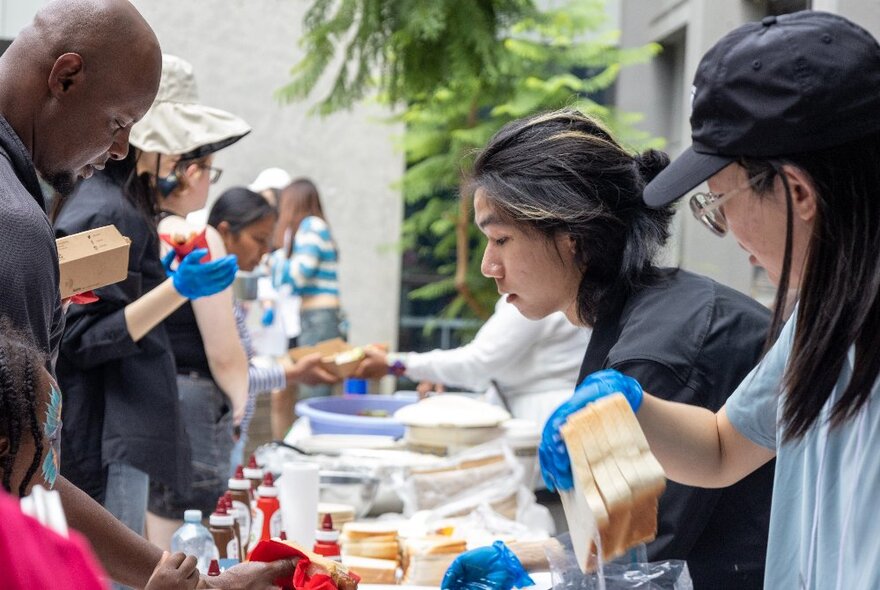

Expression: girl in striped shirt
xmin=270 ymin=178 xmax=345 ymax=399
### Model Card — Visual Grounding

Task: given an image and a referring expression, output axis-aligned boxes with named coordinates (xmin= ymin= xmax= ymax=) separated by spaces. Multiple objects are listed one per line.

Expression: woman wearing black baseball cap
xmin=540 ymin=10 xmax=880 ymax=589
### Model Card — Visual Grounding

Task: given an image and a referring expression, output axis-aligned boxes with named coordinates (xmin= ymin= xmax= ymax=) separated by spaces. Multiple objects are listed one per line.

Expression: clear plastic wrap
xmin=545 ymin=533 xmax=692 ymax=590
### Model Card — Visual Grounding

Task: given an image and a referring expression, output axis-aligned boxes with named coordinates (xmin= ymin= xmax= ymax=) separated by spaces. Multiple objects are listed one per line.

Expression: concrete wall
xmin=0 ymin=0 xmax=41 ymax=38
xmin=615 ymin=0 xmax=880 ymax=303
xmin=129 ymin=0 xmax=404 ymax=349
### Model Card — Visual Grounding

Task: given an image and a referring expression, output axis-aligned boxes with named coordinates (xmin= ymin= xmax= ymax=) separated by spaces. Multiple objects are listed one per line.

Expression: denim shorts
xmin=298 ymin=307 xmax=345 ymax=399
xmin=148 ymin=374 xmax=234 ymax=520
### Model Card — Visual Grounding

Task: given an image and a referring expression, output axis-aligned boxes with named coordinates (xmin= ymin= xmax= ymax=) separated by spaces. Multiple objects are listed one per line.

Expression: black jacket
xmin=54 ymin=173 xmax=191 ymax=502
xmin=580 ymin=269 xmax=773 ymax=590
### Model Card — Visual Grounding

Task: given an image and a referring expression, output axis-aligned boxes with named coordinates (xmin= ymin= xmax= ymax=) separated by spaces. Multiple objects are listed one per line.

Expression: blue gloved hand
xmin=162 ymin=248 xmax=238 ymax=300
xmin=441 ymin=541 xmax=534 ymax=590
xmin=539 ymin=369 xmax=644 ymax=493
xmin=261 ymin=307 xmax=275 ymax=327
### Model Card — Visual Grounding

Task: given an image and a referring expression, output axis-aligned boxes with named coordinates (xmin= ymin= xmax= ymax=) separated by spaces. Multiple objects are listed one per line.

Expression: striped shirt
xmin=271 ymin=216 xmax=340 ymax=297
xmin=233 ymin=300 xmax=286 ymax=437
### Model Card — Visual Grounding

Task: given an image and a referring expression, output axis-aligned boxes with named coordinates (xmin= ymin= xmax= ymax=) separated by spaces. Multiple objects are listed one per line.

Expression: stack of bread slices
xmin=401 ymin=535 xmax=468 ymax=586
xmin=559 ymin=393 xmax=666 ymax=572
xmin=340 ymin=521 xmax=400 ymax=584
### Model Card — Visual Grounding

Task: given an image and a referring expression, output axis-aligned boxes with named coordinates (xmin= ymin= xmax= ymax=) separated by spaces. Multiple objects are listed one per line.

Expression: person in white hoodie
xmin=357 ymin=296 xmax=590 ymax=426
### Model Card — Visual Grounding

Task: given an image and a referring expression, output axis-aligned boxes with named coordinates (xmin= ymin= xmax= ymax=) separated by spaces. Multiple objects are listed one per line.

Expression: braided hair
xmin=0 ymin=320 xmax=47 ymax=496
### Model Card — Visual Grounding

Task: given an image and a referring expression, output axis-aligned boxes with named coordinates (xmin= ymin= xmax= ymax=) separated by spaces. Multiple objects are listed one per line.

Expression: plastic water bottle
xmin=171 ymin=509 xmax=216 ymax=574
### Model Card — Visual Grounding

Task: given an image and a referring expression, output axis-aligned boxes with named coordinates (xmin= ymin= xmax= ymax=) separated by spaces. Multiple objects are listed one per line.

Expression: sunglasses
xmin=689 ymin=172 xmax=770 ymax=236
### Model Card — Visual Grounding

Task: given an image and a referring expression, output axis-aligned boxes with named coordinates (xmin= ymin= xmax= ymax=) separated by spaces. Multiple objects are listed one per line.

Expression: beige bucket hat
xmin=130 ymin=54 xmax=251 ymax=158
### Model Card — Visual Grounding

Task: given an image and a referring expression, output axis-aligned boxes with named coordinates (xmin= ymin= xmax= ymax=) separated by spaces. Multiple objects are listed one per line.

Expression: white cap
xmin=210 ymin=511 xmax=234 ymax=527
xmin=184 ymin=509 xmax=203 ymax=523
xmin=228 ymin=478 xmax=251 ymax=491
xmin=257 ymin=484 xmax=278 ymax=498
xmin=249 ymin=168 xmax=292 ymax=193
xmin=243 ymin=466 xmax=264 ymax=480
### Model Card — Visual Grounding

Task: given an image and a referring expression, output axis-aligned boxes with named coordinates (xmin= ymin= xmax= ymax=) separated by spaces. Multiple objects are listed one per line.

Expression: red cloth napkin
xmin=249 ymin=539 xmax=359 ymax=590
xmin=159 ymin=228 xmax=211 ymax=263
xmin=0 ymin=490 xmax=108 ymax=589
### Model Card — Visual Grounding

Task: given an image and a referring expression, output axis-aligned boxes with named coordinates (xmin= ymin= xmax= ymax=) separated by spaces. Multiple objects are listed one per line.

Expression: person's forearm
xmin=56 ymin=476 xmax=162 ymax=587
xmin=124 ymin=278 xmax=187 ymax=342
xmin=637 ymin=394 xmax=773 ymax=488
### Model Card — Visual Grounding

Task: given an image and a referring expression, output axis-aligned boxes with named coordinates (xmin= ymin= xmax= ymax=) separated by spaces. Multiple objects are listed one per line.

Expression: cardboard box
xmin=57 ymin=225 xmax=131 ymax=299
xmin=289 ymin=338 xmax=379 ymax=379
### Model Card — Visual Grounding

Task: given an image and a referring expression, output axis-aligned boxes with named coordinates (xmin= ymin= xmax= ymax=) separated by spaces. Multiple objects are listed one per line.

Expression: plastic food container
xmin=295 ymin=395 xmax=415 ymax=437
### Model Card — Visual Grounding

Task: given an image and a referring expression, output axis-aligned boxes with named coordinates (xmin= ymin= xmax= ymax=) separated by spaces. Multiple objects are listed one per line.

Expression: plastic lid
xmin=228 ymin=465 xmax=251 ymax=490
xmin=315 ymin=514 xmax=339 ymax=541
xmin=257 ymin=472 xmax=278 ymax=497
xmin=183 ymin=509 xmax=203 ymax=523
xmin=244 ymin=455 xmax=264 ymax=479
xmin=343 ymin=378 xmax=368 ymax=395
xmin=210 ymin=498 xmax=234 ymax=526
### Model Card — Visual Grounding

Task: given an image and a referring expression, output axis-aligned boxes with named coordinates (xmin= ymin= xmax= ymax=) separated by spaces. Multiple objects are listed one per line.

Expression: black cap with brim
xmin=642 ymin=146 xmax=732 ymax=208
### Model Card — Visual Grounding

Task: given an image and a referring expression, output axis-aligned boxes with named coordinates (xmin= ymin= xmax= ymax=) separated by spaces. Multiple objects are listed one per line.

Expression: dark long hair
xmin=470 ymin=109 xmax=675 ymax=326
xmin=208 ymin=186 xmax=277 ymax=232
xmin=741 ymin=131 xmax=880 ymax=441
xmin=0 ymin=320 xmax=47 ymax=496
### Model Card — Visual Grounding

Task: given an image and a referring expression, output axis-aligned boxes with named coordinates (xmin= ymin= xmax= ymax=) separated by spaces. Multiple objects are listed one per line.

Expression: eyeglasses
xmin=197 ymin=164 xmax=223 ymax=184
xmin=689 ymin=172 xmax=769 ymax=236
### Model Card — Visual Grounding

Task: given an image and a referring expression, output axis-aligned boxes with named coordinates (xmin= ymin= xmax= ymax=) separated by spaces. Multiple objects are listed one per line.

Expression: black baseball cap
xmin=644 ymin=10 xmax=880 ymax=207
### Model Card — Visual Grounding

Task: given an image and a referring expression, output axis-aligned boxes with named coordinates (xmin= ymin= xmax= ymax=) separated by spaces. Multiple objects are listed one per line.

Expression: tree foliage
xmin=281 ymin=0 xmax=662 ymax=322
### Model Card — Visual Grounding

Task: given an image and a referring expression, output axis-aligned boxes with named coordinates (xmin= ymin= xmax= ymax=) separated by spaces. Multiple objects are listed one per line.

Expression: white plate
xmin=296 ymin=434 xmax=400 ymax=454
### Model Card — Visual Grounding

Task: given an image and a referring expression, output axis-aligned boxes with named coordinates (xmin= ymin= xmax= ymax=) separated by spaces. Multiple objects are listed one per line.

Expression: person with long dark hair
xmin=535 ymin=11 xmax=880 ymax=589
xmin=207 ymin=187 xmax=336 ymax=472
xmin=442 ymin=107 xmax=773 ymax=589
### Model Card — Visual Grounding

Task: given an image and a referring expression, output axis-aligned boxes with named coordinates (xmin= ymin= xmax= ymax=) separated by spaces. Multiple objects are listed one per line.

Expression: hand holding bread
xmin=539 ymin=370 xmax=644 ymax=492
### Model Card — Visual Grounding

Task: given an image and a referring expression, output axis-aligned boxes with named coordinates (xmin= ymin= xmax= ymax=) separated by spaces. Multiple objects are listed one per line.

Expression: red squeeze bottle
xmin=255 ymin=472 xmax=282 ymax=543
xmin=313 ymin=514 xmax=341 ymax=561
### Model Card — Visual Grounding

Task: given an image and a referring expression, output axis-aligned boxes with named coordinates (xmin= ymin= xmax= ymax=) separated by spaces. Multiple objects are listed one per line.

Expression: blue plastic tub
xmin=295 ymin=394 xmax=415 ymax=437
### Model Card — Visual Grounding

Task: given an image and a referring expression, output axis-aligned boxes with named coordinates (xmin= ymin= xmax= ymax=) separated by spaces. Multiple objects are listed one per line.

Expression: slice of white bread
xmin=580 ymin=403 xmax=634 ymax=560
xmin=602 ymin=394 xmax=666 ymax=547
xmin=561 ymin=393 xmax=666 ymax=571
xmin=340 ymin=539 xmax=400 ymax=560
xmin=341 ymin=521 xmax=400 ymax=540
xmin=558 ymin=418 xmax=600 ymax=572
xmin=341 ymin=555 xmax=399 ymax=585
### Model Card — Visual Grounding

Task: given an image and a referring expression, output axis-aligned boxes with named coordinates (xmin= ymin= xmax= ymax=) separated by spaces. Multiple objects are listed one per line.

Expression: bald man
xmin=0 ymin=1 xmax=296 ymax=588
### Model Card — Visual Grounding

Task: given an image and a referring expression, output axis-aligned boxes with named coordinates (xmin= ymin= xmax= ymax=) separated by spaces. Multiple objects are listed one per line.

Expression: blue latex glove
xmin=162 ymin=248 xmax=238 ymax=300
xmin=441 ymin=541 xmax=534 ymax=590
xmin=539 ymin=369 xmax=644 ymax=492
xmin=261 ymin=307 xmax=275 ymax=327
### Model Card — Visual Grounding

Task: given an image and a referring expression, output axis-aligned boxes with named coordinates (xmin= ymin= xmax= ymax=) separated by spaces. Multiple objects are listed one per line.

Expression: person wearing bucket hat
xmin=0 ymin=2 xmax=298 ymax=587
xmin=113 ymin=54 xmax=253 ymax=550
xmin=539 ymin=10 xmax=880 ymax=589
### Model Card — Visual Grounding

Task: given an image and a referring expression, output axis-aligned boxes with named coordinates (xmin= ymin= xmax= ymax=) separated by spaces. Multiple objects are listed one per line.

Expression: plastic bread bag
xmin=545 ymin=533 xmax=693 ymax=590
